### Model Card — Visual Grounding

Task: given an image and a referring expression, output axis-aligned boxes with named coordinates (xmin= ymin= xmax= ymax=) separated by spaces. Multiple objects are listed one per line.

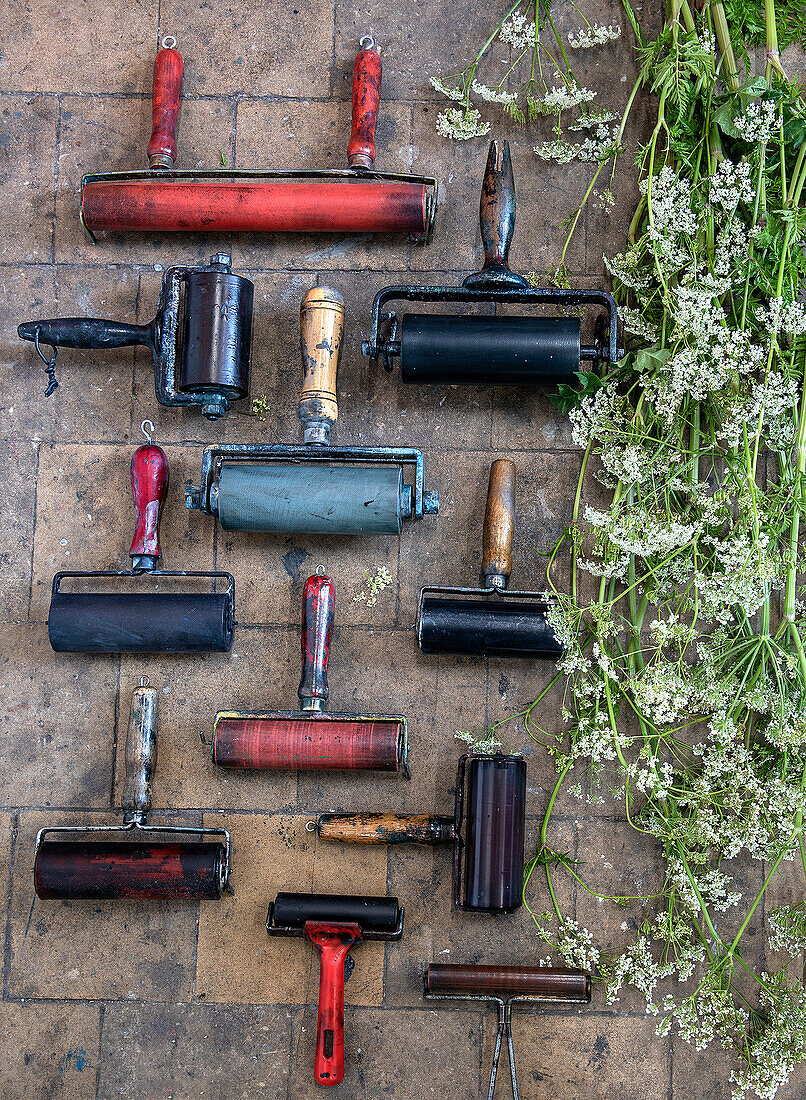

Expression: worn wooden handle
xmin=316 ymin=813 xmax=456 ymax=845
xmin=482 ymin=459 xmax=515 ymax=585
xmin=147 ymin=42 xmax=183 ymax=168
xmin=479 ymin=139 xmax=515 ymax=273
xmin=347 ymin=43 xmax=381 ymax=168
xmin=122 ymin=686 xmax=158 ymax=821
xmin=299 ymin=287 xmax=344 ymax=442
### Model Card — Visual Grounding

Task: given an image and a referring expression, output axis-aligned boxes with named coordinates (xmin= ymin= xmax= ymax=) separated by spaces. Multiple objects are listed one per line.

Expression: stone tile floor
xmin=1 ymin=1 xmax=804 ymax=1097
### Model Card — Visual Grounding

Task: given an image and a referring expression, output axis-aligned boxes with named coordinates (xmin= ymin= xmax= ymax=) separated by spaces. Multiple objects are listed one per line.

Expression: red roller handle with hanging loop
xmin=298 ymin=573 xmax=335 ymax=709
xmin=147 ymin=37 xmax=184 ymax=168
xmin=129 ymin=433 xmax=169 ymax=567
xmin=304 ymin=922 xmax=363 ymax=1085
xmin=347 ymin=38 xmax=381 ymax=169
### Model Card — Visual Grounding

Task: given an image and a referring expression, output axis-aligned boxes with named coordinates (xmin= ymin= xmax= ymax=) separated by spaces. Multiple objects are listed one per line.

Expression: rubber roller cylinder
xmin=180 ymin=263 xmax=253 ymax=398
xmin=463 ymin=755 xmax=526 ymax=913
xmin=425 ymin=963 xmax=591 ymax=1001
xmin=212 ymin=716 xmax=405 ymax=771
xmin=418 ymin=597 xmax=560 ymax=658
xmin=33 ymin=841 xmax=227 ymax=900
xmin=270 ymin=892 xmax=400 ymax=934
xmin=215 ymin=464 xmax=405 ymax=534
xmin=48 ymin=591 xmax=233 ymax=653
xmin=399 ymin=314 xmax=581 ymax=385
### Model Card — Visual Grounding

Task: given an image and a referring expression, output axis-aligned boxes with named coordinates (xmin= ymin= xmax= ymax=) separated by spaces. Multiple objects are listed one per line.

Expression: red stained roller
xmin=81 ymin=178 xmax=428 ymax=235
xmin=212 ymin=715 xmax=405 ymax=770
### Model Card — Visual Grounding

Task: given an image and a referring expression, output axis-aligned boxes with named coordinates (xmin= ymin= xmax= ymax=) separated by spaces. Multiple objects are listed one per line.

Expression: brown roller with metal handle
xmin=425 ymin=962 xmax=591 ymax=1100
xmin=416 ymin=458 xmax=561 ymax=658
xmin=33 ymin=685 xmax=232 ymax=901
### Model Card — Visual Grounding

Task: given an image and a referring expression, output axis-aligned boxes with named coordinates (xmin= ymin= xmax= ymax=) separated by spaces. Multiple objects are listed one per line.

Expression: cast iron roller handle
xmin=298 ymin=574 xmax=335 ymax=710
xmin=17 ymin=318 xmax=154 ymax=351
xmin=478 ymin=138 xmax=516 ymax=277
xmin=347 ymin=42 xmax=381 ymax=168
xmin=147 ymin=42 xmax=184 ymax=168
xmin=482 ymin=458 xmax=515 ymax=587
xmin=122 ymin=685 xmax=158 ymax=823
xmin=316 ymin=813 xmax=456 ymax=845
xmin=129 ymin=442 xmax=169 ymax=567
xmin=299 ymin=287 xmax=344 ymax=441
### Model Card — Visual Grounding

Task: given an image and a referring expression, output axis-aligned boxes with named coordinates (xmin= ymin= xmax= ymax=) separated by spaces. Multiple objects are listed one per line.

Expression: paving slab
xmin=0 ymin=1001 xmax=101 ymax=1100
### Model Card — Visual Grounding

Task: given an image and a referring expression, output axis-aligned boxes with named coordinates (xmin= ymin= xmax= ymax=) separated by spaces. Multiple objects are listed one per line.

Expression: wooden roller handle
xmin=147 ymin=42 xmax=184 ymax=167
xmin=129 ymin=443 xmax=169 ymax=566
xmin=482 ymin=459 xmax=515 ymax=586
xmin=122 ymin=685 xmax=158 ymax=822
xmin=299 ymin=287 xmax=344 ymax=443
xmin=347 ymin=43 xmax=381 ymax=168
xmin=316 ymin=813 xmax=456 ymax=845
xmin=479 ymin=139 xmax=516 ymax=275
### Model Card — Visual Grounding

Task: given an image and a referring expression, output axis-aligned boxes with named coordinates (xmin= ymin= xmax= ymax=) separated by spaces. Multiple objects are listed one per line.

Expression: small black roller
xmin=269 ymin=892 xmax=401 ymax=934
xmin=48 ymin=590 xmax=233 ymax=653
xmin=418 ymin=595 xmax=561 ymax=658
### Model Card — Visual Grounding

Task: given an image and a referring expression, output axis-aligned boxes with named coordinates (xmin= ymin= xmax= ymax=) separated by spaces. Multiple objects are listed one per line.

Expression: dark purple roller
xmin=463 ymin=755 xmax=526 ymax=912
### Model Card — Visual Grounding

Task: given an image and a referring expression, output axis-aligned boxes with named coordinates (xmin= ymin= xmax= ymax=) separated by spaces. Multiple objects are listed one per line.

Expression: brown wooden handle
xmin=482 ymin=459 xmax=515 ymax=586
xmin=316 ymin=813 xmax=455 ymax=845
xmin=299 ymin=287 xmax=344 ymax=445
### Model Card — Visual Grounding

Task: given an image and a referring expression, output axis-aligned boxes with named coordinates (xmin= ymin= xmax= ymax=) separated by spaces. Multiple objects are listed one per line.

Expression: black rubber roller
xmin=270 ymin=892 xmax=401 ymax=933
xmin=180 ymin=267 xmax=253 ymax=398
xmin=400 ymin=314 xmax=581 ymax=385
xmin=48 ymin=592 xmax=234 ymax=653
xmin=418 ymin=596 xmax=561 ymax=658
xmin=34 ymin=841 xmax=227 ymax=900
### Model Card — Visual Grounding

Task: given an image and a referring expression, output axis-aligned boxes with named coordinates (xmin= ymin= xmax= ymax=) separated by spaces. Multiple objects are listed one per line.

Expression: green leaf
xmin=550 ymin=384 xmax=584 ymax=414
xmin=633 ymin=343 xmax=671 ymax=375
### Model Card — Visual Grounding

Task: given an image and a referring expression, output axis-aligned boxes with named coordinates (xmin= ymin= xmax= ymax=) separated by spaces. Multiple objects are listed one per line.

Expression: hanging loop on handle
xmin=33 ymin=327 xmax=59 ymax=396
xmin=347 ymin=39 xmax=382 ymax=169
xmin=122 ymin=685 xmax=158 ymax=825
xmin=482 ymin=459 xmax=516 ymax=589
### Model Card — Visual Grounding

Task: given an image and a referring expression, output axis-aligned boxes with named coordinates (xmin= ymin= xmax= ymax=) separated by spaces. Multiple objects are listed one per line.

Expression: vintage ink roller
xmin=185 ymin=285 xmax=439 ymax=534
xmin=34 ymin=684 xmax=232 ymax=900
xmin=267 ymin=892 xmax=403 ymax=1085
xmin=313 ymin=753 xmax=525 ymax=912
xmin=48 ymin=426 xmax=234 ymax=653
xmin=212 ymin=572 xmax=409 ymax=775
xmin=418 ymin=459 xmax=561 ymax=658
xmin=425 ymin=962 xmax=591 ymax=1099
xmin=80 ymin=38 xmax=435 ymax=240
xmin=363 ymin=139 xmax=621 ymax=381
xmin=18 ymin=253 xmax=253 ymax=419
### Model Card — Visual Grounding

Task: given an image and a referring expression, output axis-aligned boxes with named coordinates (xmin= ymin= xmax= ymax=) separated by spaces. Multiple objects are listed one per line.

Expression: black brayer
xmin=48 ymin=425 xmax=234 ymax=653
xmin=417 ymin=458 xmax=561 ymax=658
xmin=18 ymin=253 xmax=253 ymax=420
xmin=362 ymin=139 xmax=621 ymax=383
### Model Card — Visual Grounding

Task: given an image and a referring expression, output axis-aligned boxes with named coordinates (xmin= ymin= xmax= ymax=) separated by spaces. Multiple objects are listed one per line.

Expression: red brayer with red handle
xmin=212 ymin=572 xmax=408 ymax=775
xmin=267 ymin=892 xmax=403 ymax=1086
xmin=80 ymin=36 xmax=436 ymax=241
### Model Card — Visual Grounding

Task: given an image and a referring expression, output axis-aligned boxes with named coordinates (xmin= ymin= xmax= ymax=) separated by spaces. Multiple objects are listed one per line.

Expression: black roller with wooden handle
xmin=417 ymin=459 xmax=561 ymax=658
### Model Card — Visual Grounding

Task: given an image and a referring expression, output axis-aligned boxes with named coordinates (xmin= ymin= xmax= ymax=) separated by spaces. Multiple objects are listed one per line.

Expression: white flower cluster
xmin=498 ymin=11 xmax=536 ymax=50
xmin=730 ymin=978 xmax=806 ymax=1100
xmin=708 ymin=157 xmax=755 ymax=211
xmin=755 ymin=296 xmax=806 ymax=338
xmin=435 ymin=107 xmax=490 ymax=141
xmin=353 ymin=565 xmax=393 ymax=607
xmin=748 ymin=372 xmax=798 ymax=451
xmin=470 ymin=80 xmax=517 ymax=105
xmin=538 ymin=83 xmax=596 ymax=113
xmin=768 ymin=903 xmax=806 ymax=958
xmin=455 ymin=729 xmax=502 ymax=754
xmin=583 ymin=505 xmax=697 ymax=560
xmin=620 ymin=306 xmax=658 ymax=342
xmin=429 ymin=76 xmax=465 ymax=102
xmin=555 ymin=919 xmax=600 ymax=971
xmin=734 ymin=97 xmax=779 ymax=143
xmin=568 ymin=23 xmax=621 ymax=48
xmin=605 ymin=936 xmax=673 ymax=1012
xmin=642 ymin=166 xmax=698 ymax=244
xmin=604 ymin=248 xmax=651 ymax=291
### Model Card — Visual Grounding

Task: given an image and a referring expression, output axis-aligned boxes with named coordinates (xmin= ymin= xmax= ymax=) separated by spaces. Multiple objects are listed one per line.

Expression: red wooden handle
xmin=129 ymin=444 xmax=169 ymax=565
xmin=147 ymin=43 xmax=183 ymax=168
xmin=305 ymin=922 xmax=363 ymax=1086
xmin=347 ymin=45 xmax=381 ymax=168
xmin=298 ymin=574 xmax=334 ymax=709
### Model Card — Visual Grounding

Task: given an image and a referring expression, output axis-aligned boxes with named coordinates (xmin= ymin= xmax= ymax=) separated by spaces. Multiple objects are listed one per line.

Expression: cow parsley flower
xmin=499 ymin=11 xmax=536 ymax=50
xmin=429 ymin=76 xmax=466 ymax=102
xmin=537 ymin=83 xmax=597 ymax=113
xmin=435 ymin=107 xmax=490 ymax=140
xmin=734 ymin=97 xmax=779 ymax=143
xmin=470 ymin=81 xmax=517 ymax=105
xmin=568 ymin=23 xmax=622 ymax=48
xmin=755 ymin=297 xmax=806 ymax=337
xmin=709 ymin=158 xmax=755 ymax=210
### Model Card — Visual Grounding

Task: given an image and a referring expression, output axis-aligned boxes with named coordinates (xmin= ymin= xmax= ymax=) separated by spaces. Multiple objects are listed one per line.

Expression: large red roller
xmin=80 ymin=37 xmax=435 ymax=240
